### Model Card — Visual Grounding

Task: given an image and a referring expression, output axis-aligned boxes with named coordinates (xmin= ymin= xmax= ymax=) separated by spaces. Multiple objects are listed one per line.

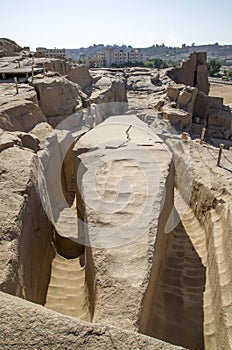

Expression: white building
xmin=104 ymin=47 xmax=144 ymax=67
xmin=36 ymin=47 xmax=66 ymax=59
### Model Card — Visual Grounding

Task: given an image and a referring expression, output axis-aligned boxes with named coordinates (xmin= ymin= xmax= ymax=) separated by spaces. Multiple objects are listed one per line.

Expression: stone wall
xmin=167 ymin=52 xmax=209 ymax=95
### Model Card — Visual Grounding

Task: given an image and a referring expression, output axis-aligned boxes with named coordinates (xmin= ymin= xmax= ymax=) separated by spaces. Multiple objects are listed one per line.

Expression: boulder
xmin=90 ymin=76 xmax=128 ymax=118
xmin=162 ymin=106 xmax=192 ymax=130
xmin=0 ymin=130 xmax=39 ymax=152
xmin=0 ymin=131 xmax=21 ymax=151
xmin=177 ymin=86 xmax=198 ymax=115
xmin=34 ymin=59 xmax=92 ymax=95
xmin=67 ymin=64 xmax=93 ymax=94
xmin=30 ymin=122 xmax=53 ymax=149
xmin=177 ymin=90 xmax=192 ymax=106
xmin=167 ymin=85 xmax=180 ymax=101
xmin=0 ymin=84 xmax=46 ymax=132
xmin=30 ymin=75 xmax=82 ymax=118
xmin=127 ymin=70 xmax=158 ymax=93
xmin=15 ymin=132 xmax=40 ymax=152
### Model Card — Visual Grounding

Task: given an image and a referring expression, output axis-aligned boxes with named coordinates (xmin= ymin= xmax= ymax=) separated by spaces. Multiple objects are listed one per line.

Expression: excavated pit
xmin=4 ymin=114 xmax=230 ymax=350
xmin=71 ymin=116 xmax=209 ymax=349
xmin=43 ymin=165 xmax=92 ymax=322
xmin=1 ymin=53 xmax=232 ymax=350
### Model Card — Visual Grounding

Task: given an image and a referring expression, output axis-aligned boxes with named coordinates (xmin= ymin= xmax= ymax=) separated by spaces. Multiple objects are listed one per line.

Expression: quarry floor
xmin=209 ymin=82 xmax=232 ymax=105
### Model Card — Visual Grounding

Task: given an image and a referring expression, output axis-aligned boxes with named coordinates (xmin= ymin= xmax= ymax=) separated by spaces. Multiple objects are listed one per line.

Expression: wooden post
xmin=182 ymin=132 xmax=189 ymax=141
xmin=14 ymin=77 xmax=19 ymax=94
xmin=200 ymin=127 xmax=206 ymax=144
xmin=31 ymin=65 xmax=34 ymax=82
xmin=217 ymin=143 xmax=224 ymax=167
xmin=43 ymin=63 xmax=46 ymax=76
xmin=17 ymin=60 xmax=20 ymax=68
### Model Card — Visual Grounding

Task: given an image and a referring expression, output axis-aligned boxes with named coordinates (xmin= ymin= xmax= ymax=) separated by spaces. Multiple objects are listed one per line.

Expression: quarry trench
xmin=35 ymin=116 xmax=211 ymax=350
xmin=4 ymin=115 xmax=231 ymax=350
xmin=1 ymin=48 xmax=232 ymax=350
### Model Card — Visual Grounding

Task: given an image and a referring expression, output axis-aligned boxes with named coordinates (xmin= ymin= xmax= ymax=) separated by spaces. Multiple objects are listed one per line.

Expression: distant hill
xmin=143 ymin=43 xmax=232 ymax=63
xmin=66 ymin=43 xmax=232 ymax=64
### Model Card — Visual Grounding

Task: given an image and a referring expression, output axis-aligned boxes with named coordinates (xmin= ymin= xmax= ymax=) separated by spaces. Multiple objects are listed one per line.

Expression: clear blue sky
xmin=1 ymin=0 xmax=232 ymax=49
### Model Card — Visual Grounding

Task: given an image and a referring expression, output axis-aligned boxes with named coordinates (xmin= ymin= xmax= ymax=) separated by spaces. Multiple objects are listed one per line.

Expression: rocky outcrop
xmin=0 ymin=38 xmax=22 ymax=57
xmin=30 ymin=75 xmax=82 ymax=126
xmin=90 ymin=74 xmax=128 ymax=118
xmin=162 ymin=106 xmax=192 ymax=129
xmin=126 ymin=67 xmax=168 ymax=112
xmin=0 ymin=84 xmax=46 ymax=132
xmin=167 ymin=52 xmax=209 ymax=95
xmin=1 ymin=48 xmax=232 ymax=350
xmin=0 ymin=139 xmax=54 ymax=304
xmin=66 ymin=64 xmax=92 ymax=94
xmin=158 ymin=85 xmax=199 ymax=130
xmin=29 ymin=122 xmax=53 ymax=149
xmin=34 ymin=59 xmax=93 ymax=94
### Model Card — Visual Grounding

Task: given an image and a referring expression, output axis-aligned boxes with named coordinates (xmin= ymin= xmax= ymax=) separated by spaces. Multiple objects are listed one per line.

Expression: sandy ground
xmin=209 ymin=83 xmax=232 ymax=105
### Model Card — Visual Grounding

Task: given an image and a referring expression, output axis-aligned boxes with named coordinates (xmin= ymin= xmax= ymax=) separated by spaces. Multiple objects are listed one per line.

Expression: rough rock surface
xmin=173 ymin=140 xmax=232 ymax=350
xmin=126 ymin=67 xmax=168 ymax=114
xmin=0 ymin=84 xmax=46 ymax=131
xmin=29 ymin=122 xmax=53 ymax=149
xmin=0 ymin=38 xmax=22 ymax=57
xmin=90 ymin=70 xmax=128 ymax=117
xmin=151 ymin=118 xmax=232 ymax=349
xmin=74 ymin=115 xmax=174 ymax=332
xmin=32 ymin=58 xmax=92 ymax=94
xmin=30 ymin=74 xmax=82 ymax=119
xmin=167 ymin=52 xmax=209 ymax=95
xmin=67 ymin=64 xmax=93 ymax=94
xmin=0 ymin=143 xmax=54 ymax=304
xmin=162 ymin=106 xmax=192 ymax=129
xmin=1 ymin=49 xmax=232 ymax=350
xmin=0 ymin=292 xmax=183 ymax=350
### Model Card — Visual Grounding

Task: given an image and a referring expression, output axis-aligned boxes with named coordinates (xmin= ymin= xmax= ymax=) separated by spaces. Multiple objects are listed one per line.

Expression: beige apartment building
xmin=36 ymin=47 xmax=66 ymax=59
xmin=105 ymin=48 xmax=144 ymax=67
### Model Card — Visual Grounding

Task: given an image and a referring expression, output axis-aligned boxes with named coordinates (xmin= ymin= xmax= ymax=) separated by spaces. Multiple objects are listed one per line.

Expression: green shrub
xmin=207 ymin=59 xmax=221 ymax=77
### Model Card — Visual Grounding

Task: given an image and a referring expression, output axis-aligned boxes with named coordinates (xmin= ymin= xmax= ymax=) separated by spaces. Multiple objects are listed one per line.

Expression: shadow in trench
xmin=139 ymin=220 xmax=206 ymax=350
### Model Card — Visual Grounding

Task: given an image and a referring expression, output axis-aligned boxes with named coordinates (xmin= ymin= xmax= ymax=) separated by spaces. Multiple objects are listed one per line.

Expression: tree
xmin=227 ymin=70 xmax=232 ymax=78
xmin=207 ymin=59 xmax=222 ymax=77
xmin=153 ymin=58 xmax=168 ymax=69
xmin=144 ymin=61 xmax=154 ymax=68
